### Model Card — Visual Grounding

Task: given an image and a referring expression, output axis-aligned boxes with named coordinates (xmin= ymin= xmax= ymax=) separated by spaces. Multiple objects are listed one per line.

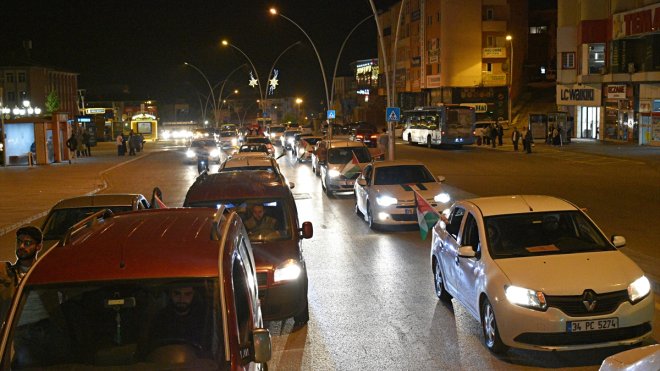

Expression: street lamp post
xmin=221 ymin=40 xmax=264 ymax=114
xmin=184 ymin=62 xmax=218 ymax=126
xmin=506 ymin=35 xmax=514 ymax=127
xmin=295 ymin=98 xmax=303 ymax=122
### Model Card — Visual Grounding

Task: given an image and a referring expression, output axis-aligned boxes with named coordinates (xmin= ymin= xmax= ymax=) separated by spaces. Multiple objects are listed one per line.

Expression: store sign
xmin=612 ymin=3 xmax=660 ymax=39
xmin=556 ymin=85 xmax=602 ymax=106
xmin=482 ymin=47 xmax=506 ymax=58
xmin=607 ymin=84 xmax=627 ymax=99
xmin=426 ymin=74 xmax=441 ymax=88
xmin=85 ymin=108 xmax=106 ymax=114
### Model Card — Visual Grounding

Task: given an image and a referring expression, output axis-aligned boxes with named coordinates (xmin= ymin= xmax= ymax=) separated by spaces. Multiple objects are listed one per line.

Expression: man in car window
xmin=244 ymin=204 xmax=278 ymax=236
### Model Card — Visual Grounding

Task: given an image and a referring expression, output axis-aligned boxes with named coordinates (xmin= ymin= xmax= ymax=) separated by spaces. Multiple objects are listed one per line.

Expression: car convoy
xmin=6 ymin=121 xmax=654 ymax=368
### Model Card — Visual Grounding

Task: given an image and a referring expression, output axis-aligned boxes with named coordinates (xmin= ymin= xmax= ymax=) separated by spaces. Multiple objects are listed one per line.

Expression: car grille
xmin=391 ymin=213 xmax=418 ymax=221
xmin=545 ymin=290 xmax=629 ymax=317
xmin=514 ymin=323 xmax=651 ymax=346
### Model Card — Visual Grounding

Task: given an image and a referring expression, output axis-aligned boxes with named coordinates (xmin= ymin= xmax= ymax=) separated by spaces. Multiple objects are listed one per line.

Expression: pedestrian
xmin=116 ymin=133 xmax=124 ymax=156
xmin=483 ymin=124 xmax=491 ymax=146
xmin=66 ymin=132 xmax=77 ymax=159
xmin=511 ymin=126 xmax=520 ymax=151
xmin=121 ymin=133 xmax=128 ymax=155
xmin=82 ymin=130 xmax=91 ymax=156
xmin=489 ymin=123 xmax=497 ymax=148
xmin=128 ymin=130 xmax=136 ymax=156
xmin=523 ymin=127 xmax=533 ymax=154
xmin=496 ymin=120 xmax=504 ymax=146
xmin=377 ymin=128 xmax=389 ymax=159
xmin=75 ymin=129 xmax=86 ymax=157
xmin=0 ymin=226 xmax=43 ymax=320
xmin=552 ymin=126 xmax=561 ymax=146
xmin=138 ymin=133 xmax=145 ymax=152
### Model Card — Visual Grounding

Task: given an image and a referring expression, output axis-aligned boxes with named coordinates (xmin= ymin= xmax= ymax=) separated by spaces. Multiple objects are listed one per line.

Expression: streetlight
xmin=221 ymin=40 xmax=264 ymax=113
xmin=295 ymin=98 xmax=303 ymax=122
xmin=506 ymin=35 xmax=514 ymax=126
xmin=269 ymin=8 xmax=330 ymax=120
xmin=184 ymin=62 xmax=218 ymax=125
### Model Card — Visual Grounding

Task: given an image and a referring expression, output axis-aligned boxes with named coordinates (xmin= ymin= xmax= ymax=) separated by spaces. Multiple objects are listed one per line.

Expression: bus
xmin=402 ymin=105 xmax=476 ymax=148
xmin=130 ymin=113 xmax=158 ymax=141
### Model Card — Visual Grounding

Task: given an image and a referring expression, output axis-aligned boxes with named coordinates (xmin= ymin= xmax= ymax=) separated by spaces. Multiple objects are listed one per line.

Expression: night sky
xmin=2 ymin=0 xmax=398 ymax=111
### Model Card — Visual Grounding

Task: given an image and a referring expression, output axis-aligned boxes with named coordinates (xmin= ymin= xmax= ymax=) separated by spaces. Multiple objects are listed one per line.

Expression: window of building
xmin=485 ymin=8 xmax=494 ymax=20
xmin=562 ymin=52 xmax=575 ymax=69
xmin=529 ymin=26 xmax=547 ymax=34
xmin=18 ymin=72 xmax=26 ymax=83
xmin=588 ymin=43 xmax=605 ymax=74
xmin=7 ymin=92 xmax=16 ymax=102
xmin=6 ymin=73 xmax=14 ymax=83
xmin=486 ymin=35 xmax=496 ymax=47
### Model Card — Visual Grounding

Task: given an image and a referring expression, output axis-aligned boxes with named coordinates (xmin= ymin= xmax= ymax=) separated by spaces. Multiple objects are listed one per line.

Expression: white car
xmin=430 ymin=195 xmax=654 ymax=354
xmin=316 ymin=140 xmax=372 ymax=196
xmin=354 ymin=160 xmax=448 ymax=229
xmin=185 ymin=138 xmax=221 ymax=164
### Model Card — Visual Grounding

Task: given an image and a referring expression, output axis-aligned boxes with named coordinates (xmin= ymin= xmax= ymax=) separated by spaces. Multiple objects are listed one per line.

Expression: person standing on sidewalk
xmin=0 ymin=226 xmax=43 ymax=319
xmin=66 ymin=133 xmax=77 ymax=160
xmin=496 ymin=120 xmax=504 ymax=146
xmin=116 ymin=133 xmax=124 ymax=156
xmin=511 ymin=126 xmax=520 ymax=152
xmin=128 ymin=130 xmax=137 ymax=156
xmin=523 ymin=127 xmax=533 ymax=154
xmin=82 ymin=130 xmax=91 ymax=157
xmin=377 ymin=128 xmax=389 ymax=159
xmin=490 ymin=123 xmax=498 ymax=148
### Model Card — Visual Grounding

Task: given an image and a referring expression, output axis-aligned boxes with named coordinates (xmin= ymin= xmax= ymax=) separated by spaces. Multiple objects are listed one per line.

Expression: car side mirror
xmin=300 ymin=221 xmax=313 ymax=239
xmin=252 ymin=328 xmax=272 ymax=363
xmin=611 ymin=235 xmax=626 ymax=248
xmin=288 ymin=181 xmax=295 ymax=189
xmin=357 ymin=178 xmax=367 ymax=187
xmin=436 ymin=175 xmax=446 ymax=183
xmin=458 ymin=245 xmax=476 ymax=258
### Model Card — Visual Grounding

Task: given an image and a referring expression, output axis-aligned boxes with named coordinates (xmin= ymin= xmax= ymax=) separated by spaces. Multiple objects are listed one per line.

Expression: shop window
xmin=562 ymin=52 xmax=575 ymax=69
xmin=588 ymin=44 xmax=605 ymax=74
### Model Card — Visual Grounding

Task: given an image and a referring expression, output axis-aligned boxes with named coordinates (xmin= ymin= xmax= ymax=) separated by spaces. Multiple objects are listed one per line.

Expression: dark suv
xmin=184 ymin=170 xmax=313 ymax=326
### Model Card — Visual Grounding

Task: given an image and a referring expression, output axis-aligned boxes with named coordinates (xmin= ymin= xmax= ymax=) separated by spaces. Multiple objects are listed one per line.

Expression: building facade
xmin=557 ymin=0 xmax=660 ymax=146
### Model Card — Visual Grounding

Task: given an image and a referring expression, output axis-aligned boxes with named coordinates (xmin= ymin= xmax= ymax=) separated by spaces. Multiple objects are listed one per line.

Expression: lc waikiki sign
xmin=556 ymin=85 xmax=601 ymax=106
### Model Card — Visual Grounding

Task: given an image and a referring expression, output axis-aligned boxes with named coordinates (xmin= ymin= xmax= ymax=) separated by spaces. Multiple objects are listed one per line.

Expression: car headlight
xmin=274 ymin=259 xmax=302 ymax=282
xmin=628 ymin=276 xmax=651 ymax=303
xmin=231 ymin=138 xmax=237 ymax=146
xmin=434 ymin=192 xmax=451 ymax=203
xmin=328 ymin=169 xmax=341 ymax=178
xmin=505 ymin=285 xmax=547 ymax=310
xmin=186 ymin=149 xmax=195 ymax=158
xmin=376 ymin=195 xmax=398 ymax=207
xmin=209 ymin=149 xmax=219 ymax=158
xmin=287 ymin=137 xmax=295 ymax=144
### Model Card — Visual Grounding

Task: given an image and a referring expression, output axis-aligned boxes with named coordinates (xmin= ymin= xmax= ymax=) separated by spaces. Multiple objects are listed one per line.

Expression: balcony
xmin=482 ymin=20 xmax=507 ymax=33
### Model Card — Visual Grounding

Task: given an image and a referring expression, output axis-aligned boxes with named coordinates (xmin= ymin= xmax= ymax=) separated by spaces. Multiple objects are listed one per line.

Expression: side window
xmin=461 ymin=213 xmax=480 ymax=254
xmin=446 ymin=207 xmax=465 ymax=238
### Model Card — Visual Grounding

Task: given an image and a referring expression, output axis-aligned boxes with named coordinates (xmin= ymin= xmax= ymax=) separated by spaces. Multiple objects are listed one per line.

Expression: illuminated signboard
xmin=85 ymin=108 xmax=106 ymax=114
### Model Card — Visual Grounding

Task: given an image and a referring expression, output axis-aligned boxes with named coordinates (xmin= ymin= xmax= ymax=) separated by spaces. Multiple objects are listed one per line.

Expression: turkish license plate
xmin=405 ymin=208 xmax=413 ymax=214
xmin=567 ymin=318 xmax=618 ymax=332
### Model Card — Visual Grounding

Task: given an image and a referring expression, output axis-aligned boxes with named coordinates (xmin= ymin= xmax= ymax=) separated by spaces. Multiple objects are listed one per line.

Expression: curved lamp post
xmin=506 ymin=35 xmax=514 ymax=126
xmin=184 ymin=62 xmax=218 ymax=125
xmin=221 ymin=40 xmax=264 ymax=113
xmin=269 ymin=8 xmax=330 ymax=117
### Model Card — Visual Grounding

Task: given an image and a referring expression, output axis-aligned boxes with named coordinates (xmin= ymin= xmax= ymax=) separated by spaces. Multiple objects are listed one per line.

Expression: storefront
xmin=557 ymin=84 xmax=602 ymax=140
xmin=639 ymin=85 xmax=660 ymax=146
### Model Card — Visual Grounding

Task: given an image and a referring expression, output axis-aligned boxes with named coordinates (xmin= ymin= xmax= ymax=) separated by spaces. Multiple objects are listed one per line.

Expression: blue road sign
xmin=327 ymin=110 xmax=336 ymax=119
xmin=386 ymin=107 xmax=400 ymax=122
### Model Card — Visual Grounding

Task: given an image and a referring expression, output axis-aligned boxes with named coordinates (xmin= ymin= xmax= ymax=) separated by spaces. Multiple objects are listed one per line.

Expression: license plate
xmin=405 ymin=208 xmax=413 ymax=214
xmin=567 ymin=318 xmax=618 ymax=332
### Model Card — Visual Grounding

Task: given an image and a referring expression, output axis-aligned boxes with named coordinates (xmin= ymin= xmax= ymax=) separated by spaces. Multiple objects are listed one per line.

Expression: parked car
xmin=41 ymin=193 xmax=151 ymax=251
xmin=430 ymin=195 xmax=654 ymax=354
xmin=185 ymin=138 xmax=221 ymax=164
xmin=243 ymin=135 xmax=275 ymax=156
xmin=599 ymin=344 xmax=659 ymax=371
xmin=473 ymin=120 xmax=497 ymax=144
xmin=184 ymin=171 xmax=314 ymax=326
xmin=294 ymin=134 xmax=323 ymax=163
xmin=354 ymin=160 xmax=448 ymax=229
xmin=1 ymin=207 xmax=271 ymax=369
xmin=312 ymin=140 xmax=372 ymax=196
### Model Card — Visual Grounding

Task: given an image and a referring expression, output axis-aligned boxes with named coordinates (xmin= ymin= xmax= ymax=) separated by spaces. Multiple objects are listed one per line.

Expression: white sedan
xmin=354 ymin=160 xmax=449 ymax=229
xmin=430 ymin=195 xmax=654 ymax=354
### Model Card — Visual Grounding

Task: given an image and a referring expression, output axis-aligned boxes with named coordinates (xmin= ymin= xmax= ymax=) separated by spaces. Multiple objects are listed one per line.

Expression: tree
xmin=45 ymin=90 xmax=61 ymax=114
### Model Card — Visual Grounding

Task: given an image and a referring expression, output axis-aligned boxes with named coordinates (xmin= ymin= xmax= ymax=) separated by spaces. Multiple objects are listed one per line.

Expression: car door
xmin=455 ymin=212 xmax=481 ymax=316
xmin=355 ymin=164 xmax=372 ymax=213
xmin=438 ymin=206 xmax=466 ymax=296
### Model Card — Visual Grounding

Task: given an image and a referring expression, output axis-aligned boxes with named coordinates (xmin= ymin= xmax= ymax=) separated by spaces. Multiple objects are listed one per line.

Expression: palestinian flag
xmin=341 ymin=151 xmax=361 ymax=177
xmin=415 ymin=190 xmax=440 ymax=240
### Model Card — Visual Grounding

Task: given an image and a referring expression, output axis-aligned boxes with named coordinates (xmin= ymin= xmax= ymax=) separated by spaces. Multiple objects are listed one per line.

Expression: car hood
xmin=250 ymin=239 xmax=300 ymax=270
xmin=371 ymin=183 xmax=443 ymax=202
xmin=494 ymin=251 xmax=644 ymax=295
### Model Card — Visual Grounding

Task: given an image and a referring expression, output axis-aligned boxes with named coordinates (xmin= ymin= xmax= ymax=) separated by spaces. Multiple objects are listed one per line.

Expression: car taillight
xmin=370 ymin=135 xmax=378 ymax=140
xmin=357 ymin=135 xmax=364 ymax=139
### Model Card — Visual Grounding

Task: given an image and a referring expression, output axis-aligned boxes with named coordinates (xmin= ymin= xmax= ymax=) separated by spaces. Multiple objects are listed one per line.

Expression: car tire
xmin=366 ymin=203 xmax=377 ymax=230
xmin=407 ymin=135 xmax=413 ymax=145
xmin=433 ymin=260 xmax=452 ymax=302
xmin=481 ymin=299 xmax=508 ymax=354
xmin=293 ymin=301 xmax=309 ymax=327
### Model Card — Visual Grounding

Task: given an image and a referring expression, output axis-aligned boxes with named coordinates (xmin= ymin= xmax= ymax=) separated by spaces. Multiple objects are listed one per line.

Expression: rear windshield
xmin=245 ymin=137 xmax=270 ymax=144
xmin=327 ymin=147 xmax=371 ymax=164
xmin=43 ymin=206 xmax=134 ymax=240
xmin=7 ymin=278 xmax=225 ymax=369
xmin=269 ymin=127 xmax=285 ymax=133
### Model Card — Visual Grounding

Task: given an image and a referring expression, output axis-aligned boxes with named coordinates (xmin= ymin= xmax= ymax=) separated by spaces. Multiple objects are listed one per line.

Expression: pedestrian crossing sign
xmin=386 ymin=107 xmax=400 ymax=122
xmin=327 ymin=110 xmax=336 ymax=119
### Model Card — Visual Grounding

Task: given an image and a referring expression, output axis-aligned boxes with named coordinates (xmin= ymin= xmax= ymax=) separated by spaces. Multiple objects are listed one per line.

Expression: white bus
xmin=402 ymin=105 xmax=476 ymax=148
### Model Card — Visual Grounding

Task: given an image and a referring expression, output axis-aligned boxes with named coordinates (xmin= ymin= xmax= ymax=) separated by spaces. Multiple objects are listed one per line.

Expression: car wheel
xmin=407 ymin=135 xmax=413 ymax=145
xmin=293 ymin=302 xmax=309 ymax=327
xmin=427 ymin=136 xmax=433 ymax=148
xmin=481 ymin=299 xmax=508 ymax=354
xmin=367 ymin=203 xmax=377 ymax=230
xmin=433 ymin=260 xmax=452 ymax=302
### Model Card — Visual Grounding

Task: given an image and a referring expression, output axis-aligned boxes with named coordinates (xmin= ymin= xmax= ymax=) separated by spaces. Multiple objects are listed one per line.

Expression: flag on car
xmin=151 ymin=187 xmax=167 ymax=209
xmin=341 ymin=151 xmax=361 ymax=177
xmin=415 ymin=190 xmax=440 ymax=240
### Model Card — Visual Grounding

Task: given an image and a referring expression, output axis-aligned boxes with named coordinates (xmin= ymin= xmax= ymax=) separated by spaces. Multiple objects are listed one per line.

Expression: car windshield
xmin=239 ymin=144 xmax=268 ymax=153
xmin=219 ymin=131 xmax=235 ymax=138
xmin=42 ymin=206 xmax=134 ymax=240
xmin=187 ymin=199 xmax=291 ymax=242
xmin=7 ymin=278 xmax=224 ymax=369
xmin=191 ymin=140 xmax=216 ymax=148
xmin=327 ymin=147 xmax=371 ymax=164
xmin=269 ymin=127 xmax=285 ymax=133
xmin=485 ymin=211 xmax=615 ymax=258
xmin=374 ymin=165 xmax=435 ymax=185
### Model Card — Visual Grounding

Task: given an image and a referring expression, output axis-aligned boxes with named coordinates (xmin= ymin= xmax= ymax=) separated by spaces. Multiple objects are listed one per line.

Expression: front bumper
xmin=372 ymin=200 xmax=442 ymax=225
xmin=257 ymin=268 xmax=308 ymax=321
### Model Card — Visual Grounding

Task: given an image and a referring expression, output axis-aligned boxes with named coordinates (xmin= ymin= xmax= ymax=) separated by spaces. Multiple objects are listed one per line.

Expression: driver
xmin=243 ymin=204 xmax=278 ymax=236
xmin=146 ymin=285 xmax=208 ymax=353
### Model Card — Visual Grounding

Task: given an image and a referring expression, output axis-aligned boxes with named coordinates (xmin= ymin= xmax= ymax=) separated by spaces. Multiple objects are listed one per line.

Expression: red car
xmin=184 ymin=171 xmax=313 ymax=326
xmin=0 ymin=208 xmax=271 ymax=370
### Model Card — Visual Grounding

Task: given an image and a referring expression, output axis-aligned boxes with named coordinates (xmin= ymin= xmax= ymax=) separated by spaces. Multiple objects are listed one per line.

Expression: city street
xmin=1 ymin=139 xmax=657 ymax=369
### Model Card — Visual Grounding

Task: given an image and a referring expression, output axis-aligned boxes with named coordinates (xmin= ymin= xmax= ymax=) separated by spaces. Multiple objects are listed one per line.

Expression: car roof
xmin=185 ymin=171 xmax=291 ymax=204
xmin=463 ymin=195 xmax=578 ymax=217
xmin=371 ymin=159 xmax=427 ymax=169
xmin=27 ymin=208 xmax=231 ymax=284
xmin=50 ymin=194 xmax=145 ymax=209
xmin=223 ymin=156 xmax=276 ymax=168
